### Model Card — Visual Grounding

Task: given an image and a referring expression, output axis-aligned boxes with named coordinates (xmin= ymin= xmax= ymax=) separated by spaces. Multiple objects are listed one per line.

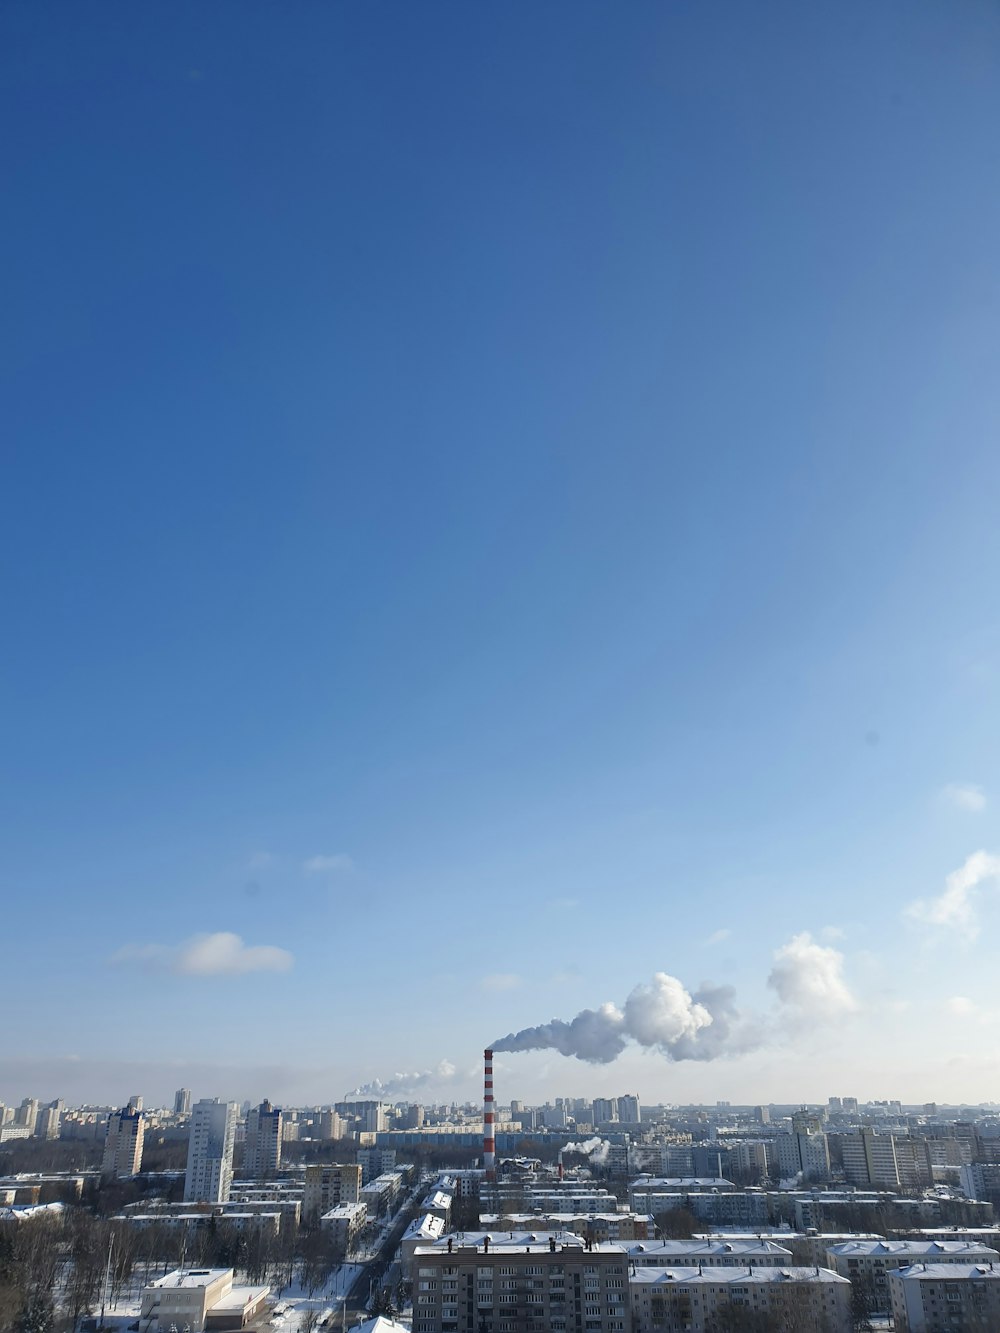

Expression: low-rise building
xmin=420 ymin=1189 xmax=454 ymax=1227
xmin=889 ymin=1262 xmax=1000 ymax=1332
xmin=630 ymin=1265 xmax=851 ymax=1333
xmin=623 ymin=1239 xmax=793 ymax=1267
xmin=321 ymin=1201 xmax=367 ymax=1253
xmin=481 ymin=1211 xmax=654 ymax=1242
xmin=401 ymin=1214 xmax=447 ymax=1276
xmin=827 ymin=1239 xmax=1000 ymax=1311
xmin=138 ymin=1267 xmax=269 ymax=1331
xmin=361 ymin=1170 xmax=404 ymax=1218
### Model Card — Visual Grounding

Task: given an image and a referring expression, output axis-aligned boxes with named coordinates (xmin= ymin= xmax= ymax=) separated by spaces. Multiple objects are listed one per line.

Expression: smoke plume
xmin=492 ymin=972 xmax=754 ymax=1064
xmin=561 ymin=1137 xmax=610 ymax=1165
xmin=493 ymin=944 xmax=851 ymax=1066
xmin=349 ymin=1059 xmax=457 ymax=1098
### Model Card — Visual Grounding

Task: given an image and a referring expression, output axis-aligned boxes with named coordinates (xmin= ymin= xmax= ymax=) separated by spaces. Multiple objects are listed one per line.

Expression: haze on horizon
xmin=3 ymin=1 xmax=1000 ymax=1110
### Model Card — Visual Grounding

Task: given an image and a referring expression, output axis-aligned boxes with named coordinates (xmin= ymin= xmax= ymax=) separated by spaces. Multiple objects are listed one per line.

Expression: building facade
xmin=888 ymin=1262 xmax=1000 ymax=1332
xmin=303 ymin=1163 xmax=362 ymax=1222
xmin=630 ymin=1265 xmax=852 ymax=1333
xmin=102 ymin=1107 xmax=145 ymax=1178
xmin=243 ymin=1099 xmax=282 ymax=1176
xmin=412 ymin=1234 xmax=629 ymax=1333
xmin=184 ymin=1098 xmax=238 ymax=1203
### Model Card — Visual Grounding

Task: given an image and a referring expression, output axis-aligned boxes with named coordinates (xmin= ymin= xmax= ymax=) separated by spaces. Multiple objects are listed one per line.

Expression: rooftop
xmin=631 ymin=1266 xmax=850 ymax=1286
xmin=418 ymin=1231 xmax=621 ymax=1256
xmin=148 ymin=1268 xmax=231 ymax=1290
xmin=626 ymin=1240 xmax=794 ymax=1257
xmin=828 ymin=1240 xmax=1000 ymax=1257
xmin=893 ymin=1262 xmax=1000 ymax=1282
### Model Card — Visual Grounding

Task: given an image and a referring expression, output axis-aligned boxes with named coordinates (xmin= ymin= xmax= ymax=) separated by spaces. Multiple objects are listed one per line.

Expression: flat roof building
xmin=138 ymin=1267 xmax=268 ymax=1332
xmin=413 ymin=1233 xmax=629 ymax=1333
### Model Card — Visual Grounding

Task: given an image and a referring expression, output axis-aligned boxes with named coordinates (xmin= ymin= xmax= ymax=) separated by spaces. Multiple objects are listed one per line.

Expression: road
xmin=337 ymin=1187 xmax=425 ymax=1327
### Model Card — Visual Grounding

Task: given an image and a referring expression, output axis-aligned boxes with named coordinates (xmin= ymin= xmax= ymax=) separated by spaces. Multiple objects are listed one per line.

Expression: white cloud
xmin=112 ymin=932 xmax=293 ymax=977
xmin=303 ymin=853 xmax=354 ymax=874
xmin=905 ymin=850 xmax=1000 ymax=941
xmin=948 ymin=995 xmax=977 ymax=1017
xmin=942 ymin=783 xmax=987 ymax=813
xmin=704 ymin=928 xmax=732 ymax=946
xmin=481 ymin=972 xmax=522 ymax=992
xmin=767 ymin=932 xmax=858 ymax=1019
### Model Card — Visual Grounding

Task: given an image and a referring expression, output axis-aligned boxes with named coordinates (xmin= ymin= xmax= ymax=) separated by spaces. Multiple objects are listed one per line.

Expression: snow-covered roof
xmin=828 ymin=1240 xmax=999 ymax=1258
xmin=626 ymin=1240 xmax=793 ymax=1258
xmin=402 ymin=1213 xmax=445 ymax=1241
xmin=893 ymin=1262 xmax=1000 ymax=1282
xmin=350 ymin=1318 xmax=412 ymax=1333
xmin=148 ymin=1268 xmax=231 ymax=1289
xmin=631 ymin=1266 xmax=850 ymax=1286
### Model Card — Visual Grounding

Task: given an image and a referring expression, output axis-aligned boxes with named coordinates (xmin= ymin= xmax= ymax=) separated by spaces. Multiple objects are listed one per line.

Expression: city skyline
xmin=4 ymin=2 xmax=1000 ymax=1107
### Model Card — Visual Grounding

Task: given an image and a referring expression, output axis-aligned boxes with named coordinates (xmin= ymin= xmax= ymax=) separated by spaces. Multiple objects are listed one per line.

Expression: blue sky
xmin=3 ymin=1 xmax=1000 ymax=1109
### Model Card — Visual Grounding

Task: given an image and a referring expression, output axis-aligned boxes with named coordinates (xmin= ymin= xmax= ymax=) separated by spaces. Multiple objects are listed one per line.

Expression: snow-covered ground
xmin=75 ymin=1260 xmax=369 ymax=1333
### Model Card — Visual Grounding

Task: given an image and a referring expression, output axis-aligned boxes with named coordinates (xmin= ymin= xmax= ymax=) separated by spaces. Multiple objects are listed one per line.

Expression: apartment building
xmin=622 ymin=1239 xmax=793 ymax=1268
xmin=321 ymin=1201 xmax=367 ymax=1253
xmin=102 ymin=1107 xmax=145 ymax=1178
xmin=358 ymin=1146 xmax=396 ymax=1184
xmin=412 ymin=1234 xmax=629 ymax=1333
xmin=243 ymin=1100 xmax=282 ymax=1176
xmin=630 ymin=1265 xmax=851 ymax=1333
xmin=826 ymin=1240 xmax=1000 ymax=1312
xmin=360 ymin=1170 xmax=404 ymax=1218
xmin=840 ymin=1129 xmax=932 ymax=1189
xmin=303 ymin=1163 xmax=362 ymax=1222
xmin=888 ymin=1262 xmax=1000 ymax=1332
xmin=184 ymin=1099 xmax=238 ymax=1204
xmin=481 ymin=1212 xmax=654 ymax=1242
xmin=36 ymin=1101 xmax=63 ymax=1141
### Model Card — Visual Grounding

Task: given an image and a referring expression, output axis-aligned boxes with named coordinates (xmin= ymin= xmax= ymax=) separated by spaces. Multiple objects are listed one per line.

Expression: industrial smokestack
xmin=483 ymin=1047 xmax=496 ymax=1181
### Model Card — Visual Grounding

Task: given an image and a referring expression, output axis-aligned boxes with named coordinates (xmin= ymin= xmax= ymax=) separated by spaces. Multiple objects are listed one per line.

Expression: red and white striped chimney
xmin=483 ymin=1047 xmax=496 ymax=1181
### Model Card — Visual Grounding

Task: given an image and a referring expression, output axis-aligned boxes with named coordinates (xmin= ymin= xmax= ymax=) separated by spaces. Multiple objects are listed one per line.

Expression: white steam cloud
xmin=349 ymin=1059 xmax=457 ymax=1098
xmin=493 ymin=972 xmax=757 ymax=1064
xmin=766 ymin=932 xmax=857 ymax=1019
xmin=561 ymin=1137 xmax=610 ymax=1165
xmin=493 ymin=939 xmax=856 ymax=1065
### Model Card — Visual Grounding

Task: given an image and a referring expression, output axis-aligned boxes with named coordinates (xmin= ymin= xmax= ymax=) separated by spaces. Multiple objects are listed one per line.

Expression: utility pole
xmin=98 ymin=1230 xmax=115 ymax=1329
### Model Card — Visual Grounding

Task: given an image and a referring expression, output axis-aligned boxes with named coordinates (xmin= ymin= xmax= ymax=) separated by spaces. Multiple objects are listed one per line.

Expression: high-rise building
xmin=184 ymin=1098 xmax=238 ymax=1203
xmin=128 ymin=1094 xmax=143 ymax=1113
xmin=362 ymin=1104 xmax=387 ymax=1133
xmin=244 ymin=1099 xmax=282 ymax=1176
xmin=102 ymin=1108 xmax=145 ymax=1177
xmin=618 ymin=1094 xmax=641 ymax=1123
xmin=303 ymin=1163 xmax=363 ymax=1222
xmin=319 ymin=1109 xmax=345 ymax=1139
xmin=592 ymin=1098 xmax=617 ymax=1124
xmin=841 ymin=1128 xmax=902 ymax=1188
xmin=36 ymin=1100 xmax=64 ymax=1140
xmin=15 ymin=1099 xmax=39 ymax=1133
xmin=174 ymin=1088 xmax=192 ymax=1116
